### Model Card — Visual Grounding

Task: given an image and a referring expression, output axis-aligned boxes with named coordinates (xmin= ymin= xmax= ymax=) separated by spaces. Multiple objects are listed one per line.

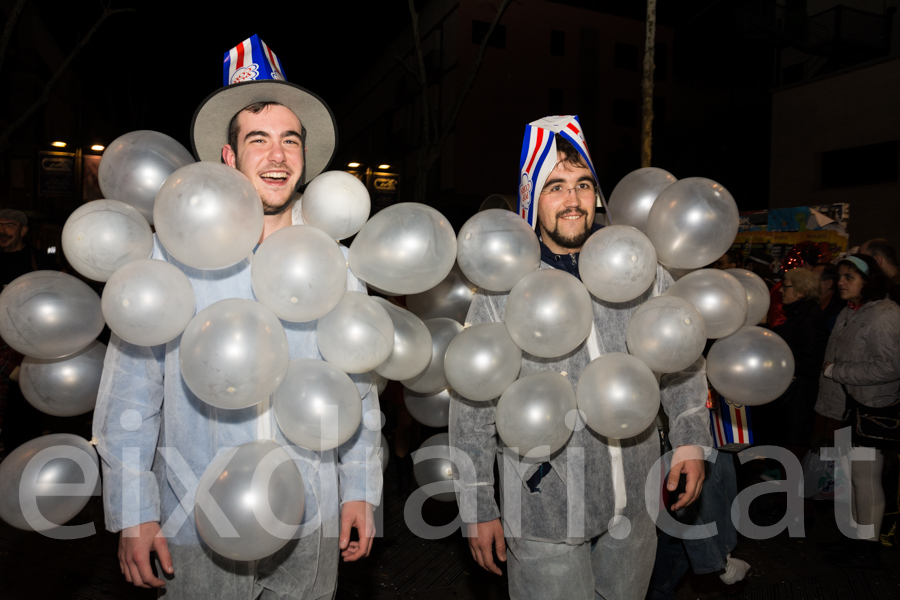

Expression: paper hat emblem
xmin=517 ymin=116 xmax=599 ymax=230
xmin=223 ymin=35 xmax=286 ymax=86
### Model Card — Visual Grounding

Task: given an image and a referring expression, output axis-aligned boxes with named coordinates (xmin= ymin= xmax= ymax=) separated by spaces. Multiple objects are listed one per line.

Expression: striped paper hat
xmin=517 ymin=115 xmax=606 ymax=229
xmin=191 ymin=35 xmax=337 ymax=182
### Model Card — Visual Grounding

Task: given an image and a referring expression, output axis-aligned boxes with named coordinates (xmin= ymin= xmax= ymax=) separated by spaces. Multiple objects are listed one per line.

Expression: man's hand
xmin=668 ymin=445 xmax=706 ymax=511
xmin=466 ymin=519 xmax=506 ymax=575
xmin=339 ymin=501 xmax=375 ymax=561
xmin=119 ymin=521 xmax=172 ymax=588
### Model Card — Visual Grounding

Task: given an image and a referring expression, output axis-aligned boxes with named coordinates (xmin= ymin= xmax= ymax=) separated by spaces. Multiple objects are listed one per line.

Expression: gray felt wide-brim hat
xmin=191 ymin=80 xmax=337 ymax=181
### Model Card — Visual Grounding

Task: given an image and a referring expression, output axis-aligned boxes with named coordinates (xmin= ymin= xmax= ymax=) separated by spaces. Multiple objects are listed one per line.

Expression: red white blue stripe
xmin=710 ymin=398 xmax=754 ymax=447
xmin=223 ymin=35 xmax=287 ymax=86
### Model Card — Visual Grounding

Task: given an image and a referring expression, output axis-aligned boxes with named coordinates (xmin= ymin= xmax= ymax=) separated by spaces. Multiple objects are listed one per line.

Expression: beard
xmin=542 ymin=209 xmax=593 ymax=249
xmin=235 ymin=156 xmax=295 ymax=216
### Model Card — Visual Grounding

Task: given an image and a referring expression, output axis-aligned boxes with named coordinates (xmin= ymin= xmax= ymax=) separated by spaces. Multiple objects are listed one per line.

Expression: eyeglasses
xmin=782 ymin=284 xmax=794 ymax=289
xmin=540 ymin=182 xmax=596 ymax=201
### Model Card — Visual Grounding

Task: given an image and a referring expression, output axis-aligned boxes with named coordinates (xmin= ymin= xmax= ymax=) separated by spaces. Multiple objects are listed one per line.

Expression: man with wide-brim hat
xmin=93 ymin=35 xmax=382 ymax=598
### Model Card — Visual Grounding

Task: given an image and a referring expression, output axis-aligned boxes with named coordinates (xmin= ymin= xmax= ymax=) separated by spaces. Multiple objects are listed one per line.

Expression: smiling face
xmin=536 ymin=152 xmax=596 ymax=254
xmin=0 ymin=218 xmax=26 ymax=251
xmin=223 ymin=104 xmax=305 ymax=215
xmin=837 ymin=265 xmax=865 ymax=303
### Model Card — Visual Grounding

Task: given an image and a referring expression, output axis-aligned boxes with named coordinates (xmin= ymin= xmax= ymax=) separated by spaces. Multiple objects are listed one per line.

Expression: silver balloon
xmin=707 ymin=326 xmax=795 ymax=406
xmin=400 ymin=318 xmax=463 ymax=393
xmin=608 ymin=167 xmax=677 ymax=232
xmin=725 ymin=268 xmax=770 ymax=327
xmin=98 ymin=130 xmax=195 ymax=225
xmin=579 ymin=225 xmax=658 ymax=303
xmin=0 ymin=271 xmax=104 ymax=360
xmin=406 ymin=264 xmax=476 ymax=324
xmin=154 ymin=162 xmax=264 ymax=270
xmin=61 ymin=200 xmax=153 ymax=282
xmin=317 ymin=291 xmax=394 ymax=374
xmin=504 ymin=269 xmax=593 ymax=359
xmin=252 ymin=225 xmax=347 ymax=322
xmin=195 ymin=440 xmax=305 ymax=561
xmin=20 ymin=341 xmax=106 ymax=417
xmin=456 ymin=209 xmax=541 ymax=292
xmin=0 ymin=434 xmax=99 ymax=532
xmin=496 ymin=371 xmax=575 ymax=459
xmin=374 ymin=372 xmax=389 ymax=396
xmin=403 ymin=386 xmax=452 ymax=428
xmin=646 ymin=177 xmax=739 ymax=269
xmin=444 ymin=323 xmax=522 ymax=401
xmin=180 ymin=299 xmax=289 ymax=409
xmin=626 ymin=296 xmax=706 ymax=373
xmin=300 ymin=171 xmax=371 ymax=240
xmin=102 ymin=258 xmax=196 ymax=346
xmin=273 ymin=359 xmax=362 ymax=452
xmin=348 ymin=202 xmax=457 ymax=295
xmin=372 ymin=298 xmax=432 ymax=381
xmin=412 ymin=433 xmax=458 ymax=503
xmin=378 ymin=434 xmax=390 ymax=472
xmin=576 ymin=353 xmax=660 ymax=439
xmin=667 ymin=269 xmax=748 ymax=339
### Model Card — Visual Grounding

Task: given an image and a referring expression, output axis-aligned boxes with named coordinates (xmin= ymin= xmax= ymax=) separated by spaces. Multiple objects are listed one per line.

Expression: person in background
xmin=712 ymin=249 xmax=742 ymax=270
xmin=813 ymin=262 xmax=843 ymax=331
xmin=858 ymin=238 xmax=900 ymax=301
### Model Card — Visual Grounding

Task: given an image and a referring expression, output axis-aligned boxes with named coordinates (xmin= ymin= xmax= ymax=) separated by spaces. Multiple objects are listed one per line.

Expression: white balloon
xmin=316 ymin=291 xmax=394 ymax=374
xmin=406 ymin=264 xmax=476 ymax=324
xmin=102 ymin=258 xmax=196 ymax=346
xmin=504 ymin=269 xmax=593 ymax=358
xmin=646 ymin=177 xmax=739 ymax=269
xmin=300 ymin=171 xmax=371 ymax=240
xmin=98 ymin=130 xmax=195 ymax=225
xmin=0 ymin=271 xmax=104 ymax=360
xmin=456 ymin=209 xmax=541 ymax=292
xmin=667 ymin=269 xmax=748 ymax=339
xmin=373 ymin=372 xmax=389 ymax=396
xmin=378 ymin=434 xmax=390 ymax=472
xmin=180 ymin=299 xmax=289 ymax=409
xmin=154 ymin=162 xmax=264 ymax=270
xmin=400 ymin=318 xmax=463 ymax=393
xmin=707 ymin=327 xmax=795 ymax=406
xmin=576 ymin=353 xmax=660 ymax=439
xmin=579 ymin=225 xmax=658 ymax=303
xmin=444 ymin=323 xmax=522 ymax=401
xmin=412 ymin=433 xmax=458 ymax=502
xmin=725 ymin=268 xmax=771 ymax=327
xmin=348 ymin=203 xmax=457 ymax=295
xmin=372 ymin=298 xmax=433 ymax=381
xmin=61 ymin=200 xmax=153 ymax=282
xmin=251 ymin=225 xmax=347 ymax=322
xmin=273 ymin=359 xmax=362 ymax=452
xmin=20 ymin=341 xmax=106 ymax=417
xmin=496 ymin=371 xmax=575 ymax=459
xmin=608 ymin=167 xmax=677 ymax=232
xmin=626 ymin=296 xmax=706 ymax=373
xmin=403 ymin=387 xmax=452 ymax=428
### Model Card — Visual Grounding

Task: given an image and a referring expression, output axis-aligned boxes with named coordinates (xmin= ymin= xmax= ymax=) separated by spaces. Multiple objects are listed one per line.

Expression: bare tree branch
xmin=0 ymin=6 xmax=134 ymax=153
xmin=640 ymin=0 xmax=656 ymax=168
xmin=0 ymin=0 xmax=28 ymax=76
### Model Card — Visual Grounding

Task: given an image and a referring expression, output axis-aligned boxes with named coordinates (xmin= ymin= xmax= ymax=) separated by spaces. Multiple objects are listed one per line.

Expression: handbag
xmin=842 ymin=384 xmax=900 ymax=450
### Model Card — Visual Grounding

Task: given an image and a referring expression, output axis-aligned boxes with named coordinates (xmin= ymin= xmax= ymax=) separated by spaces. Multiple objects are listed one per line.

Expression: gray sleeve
xmin=659 ymin=355 xmax=713 ymax=449
xmin=832 ymin=306 xmax=900 ymax=387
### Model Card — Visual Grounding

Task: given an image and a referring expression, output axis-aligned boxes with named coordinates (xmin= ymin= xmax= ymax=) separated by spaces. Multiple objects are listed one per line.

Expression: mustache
xmin=556 ymin=208 xmax=588 ymax=218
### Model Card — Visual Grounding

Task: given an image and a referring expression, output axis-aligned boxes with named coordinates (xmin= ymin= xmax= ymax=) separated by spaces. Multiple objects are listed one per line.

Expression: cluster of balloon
xmin=273 ymin=360 xmax=362 ymax=451
xmin=19 ymin=342 xmax=107 ymax=417
xmin=496 ymin=372 xmax=575 ymax=460
xmin=707 ymin=327 xmax=795 ymax=405
xmin=349 ymin=203 xmax=457 ymax=295
xmin=456 ymin=209 xmax=541 ymax=292
xmin=725 ymin=268 xmax=771 ymax=326
xmin=194 ymin=440 xmax=305 ymax=561
xmin=300 ymin=171 xmax=371 ymax=240
xmin=577 ymin=353 xmax=660 ymax=439
xmin=372 ymin=298 xmax=432 ymax=381
xmin=102 ymin=259 xmax=196 ymax=346
xmin=404 ymin=387 xmax=452 ymax=428
xmin=667 ymin=270 xmax=748 ymax=339
xmin=154 ymin=162 xmax=264 ymax=270
xmin=412 ymin=433 xmax=458 ymax=502
xmin=401 ymin=318 xmax=463 ymax=393
xmin=406 ymin=264 xmax=475 ymax=324
xmin=444 ymin=323 xmax=522 ymax=401
xmin=647 ymin=178 xmax=739 ymax=269
xmin=505 ymin=269 xmax=593 ymax=358
xmin=579 ymin=225 xmax=658 ymax=303
xmin=61 ymin=200 xmax=153 ymax=282
xmin=98 ymin=130 xmax=195 ymax=225
xmin=626 ymin=297 xmax=706 ymax=373
xmin=252 ymin=225 xmax=348 ymax=322
xmin=317 ymin=292 xmax=394 ymax=374
xmin=0 ymin=434 xmax=99 ymax=532
xmin=180 ymin=299 xmax=289 ymax=410
xmin=607 ymin=167 xmax=676 ymax=233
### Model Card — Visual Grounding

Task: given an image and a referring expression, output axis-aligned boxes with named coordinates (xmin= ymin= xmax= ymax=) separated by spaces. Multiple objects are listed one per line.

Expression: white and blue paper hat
xmin=191 ymin=34 xmax=337 ymax=181
xmin=517 ymin=115 xmax=605 ymax=229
